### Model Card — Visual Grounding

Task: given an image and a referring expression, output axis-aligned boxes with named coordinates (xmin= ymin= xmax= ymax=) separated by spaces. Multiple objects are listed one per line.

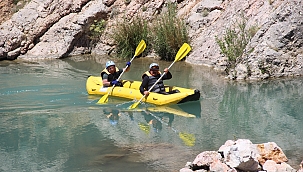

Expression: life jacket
xmin=142 ymin=71 xmax=165 ymax=93
xmin=101 ymin=67 xmax=121 ymax=82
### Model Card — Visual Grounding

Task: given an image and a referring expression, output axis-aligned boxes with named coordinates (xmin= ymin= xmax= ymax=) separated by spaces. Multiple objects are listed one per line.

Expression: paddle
xmin=97 ymin=40 xmax=146 ymax=104
xmin=128 ymin=43 xmax=191 ymax=109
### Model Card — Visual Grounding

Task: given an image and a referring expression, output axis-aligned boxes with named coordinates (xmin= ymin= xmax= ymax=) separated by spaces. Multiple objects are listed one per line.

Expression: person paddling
xmin=140 ymin=63 xmax=178 ymax=96
xmin=101 ymin=60 xmax=131 ymax=87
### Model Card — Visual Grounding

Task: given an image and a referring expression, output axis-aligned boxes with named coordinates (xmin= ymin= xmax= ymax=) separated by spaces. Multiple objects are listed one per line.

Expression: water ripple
xmin=0 ymin=89 xmax=38 ymax=96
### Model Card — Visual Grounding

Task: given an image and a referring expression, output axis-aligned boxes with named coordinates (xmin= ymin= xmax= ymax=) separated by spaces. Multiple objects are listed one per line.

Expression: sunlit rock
xmin=181 ymin=139 xmax=299 ymax=172
xmin=222 ymin=139 xmax=259 ymax=171
xmin=256 ymin=142 xmax=288 ymax=165
xmin=263 ymin=160 xmax=296 ymax=172
xmin=298 ymin=160 xmax=303 ymax=172
xmin=192 ymin=151 xmax=222 ymax=166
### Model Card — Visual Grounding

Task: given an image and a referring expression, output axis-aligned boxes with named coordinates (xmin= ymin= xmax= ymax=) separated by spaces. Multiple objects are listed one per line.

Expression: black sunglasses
xmin=150 ymin=67 xmax=159 ymax=71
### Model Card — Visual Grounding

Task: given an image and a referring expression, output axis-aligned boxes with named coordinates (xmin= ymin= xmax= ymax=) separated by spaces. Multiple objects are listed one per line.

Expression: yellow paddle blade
xmin=138 ymin=122 xmax=150 ymax=134
xmin=97 ymin=94 xmax=109 ymax=104
xmin=179 ymin=132 xmax=195 ymax=147
xmin=135 ymin=40 xmax=146 ymax=57
xmin=175 ymin=43 xmax=191 ymax=62
xmin=128 ymin=101 xmax=141 ymax=109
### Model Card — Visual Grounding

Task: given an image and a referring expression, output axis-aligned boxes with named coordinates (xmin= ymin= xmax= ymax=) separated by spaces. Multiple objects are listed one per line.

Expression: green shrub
xmin=88 ymin=19 xmax=106 ymax=46
xmin=151 ymin=2 xmax=189 ymax=61
xmin=111 ymin=16 xmax=149 ymax=59
xmin=215 ymin=15 xmax=258 ymax=63
xmin=110 ymin=2 xmax=189 ymax=61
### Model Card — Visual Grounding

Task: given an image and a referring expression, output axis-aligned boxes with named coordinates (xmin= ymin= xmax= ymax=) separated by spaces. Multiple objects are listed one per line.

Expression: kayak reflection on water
xmin=102 ymin=106 xmax=196 ymax=147
xmin=103 ymin=107 xmax=174 ymax=131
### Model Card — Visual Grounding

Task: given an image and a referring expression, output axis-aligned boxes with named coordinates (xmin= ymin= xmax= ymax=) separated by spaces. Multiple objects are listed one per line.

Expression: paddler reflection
xmin=103 ymin=108 xmax=134 ymax=126
xmin=103 ymin=108 xmax=121 ymax=126
xmin=141 ymin=110 xmax=174 ymax=132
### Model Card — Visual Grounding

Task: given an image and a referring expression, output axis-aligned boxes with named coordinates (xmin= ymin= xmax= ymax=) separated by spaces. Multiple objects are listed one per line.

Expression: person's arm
xmin=118 ymin=68 xmax=124 ymax=76
xmin=140 ymin=76 xmax=149 ymax=95
xmin=102 ymin=73 xmax=111 ymax=87
xmin=124 ymin=61 xmax=131 ymax=72
xmin=124 ymin=67 xmax=130 ymax=72
xmin=120 ymin=66 xmax=130 ymax=74
xmin=162 ymin=70 xmax=172 ymax=80
xmin=120 ymin=61 xmax=131 ymax=74
xmin=103 ymin=69 xmax=122 ymax=87
xmin=125 ymin=61 xmax=131 ymax=72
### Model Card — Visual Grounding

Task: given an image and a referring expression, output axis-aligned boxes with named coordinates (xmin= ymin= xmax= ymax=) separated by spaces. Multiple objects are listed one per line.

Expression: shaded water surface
xmin=0 ymin=55 xmax=302 ymax=171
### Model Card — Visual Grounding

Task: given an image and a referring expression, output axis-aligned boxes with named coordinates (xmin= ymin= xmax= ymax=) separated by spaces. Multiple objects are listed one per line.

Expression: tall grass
xmin=110 ymin=2 xmax=189 ymax=61
xmin=111 ymin=16 xmax=149 ymax=59
xmin=152 ymin=2 xmax=189 ymax=61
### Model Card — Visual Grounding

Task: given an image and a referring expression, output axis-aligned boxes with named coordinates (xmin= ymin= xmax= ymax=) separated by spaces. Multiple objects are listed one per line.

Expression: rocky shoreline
xmin=180 ymin=139 xmax=303 ymax=172
xmin=0 ymin=0 xmax=303 ymax=80
xmin=0 ymin=1 xmax=302 ymax=171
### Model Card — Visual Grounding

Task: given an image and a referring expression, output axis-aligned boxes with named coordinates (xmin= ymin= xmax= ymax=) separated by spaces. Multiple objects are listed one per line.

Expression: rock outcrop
xmin=180 ymin=139 xmax=298 ymax=172
xmin=0 ymin=0 xmax=302 ymax=80
xmin=185 ymin=0 xmax=303 ymax=80
xmin=0 ymin=0 xmax=106 ymax=59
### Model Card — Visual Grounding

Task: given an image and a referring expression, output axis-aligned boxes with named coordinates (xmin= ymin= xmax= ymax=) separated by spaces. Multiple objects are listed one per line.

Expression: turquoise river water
xmin=0 ymin=55 xmax=302 ymax=172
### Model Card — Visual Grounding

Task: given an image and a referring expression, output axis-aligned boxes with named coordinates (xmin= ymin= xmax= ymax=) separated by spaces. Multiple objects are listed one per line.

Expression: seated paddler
xmin=101 ymin=60 xmax=131 ymax=87
xmin=140 ymin=63 xmax=178 ymax=96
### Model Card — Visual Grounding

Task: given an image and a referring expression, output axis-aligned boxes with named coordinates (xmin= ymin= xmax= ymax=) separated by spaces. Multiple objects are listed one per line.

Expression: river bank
xmin=1 ymin=56 xmax=303 ymax=171
xmin=1 ymin=0 xmax=303 ymax=80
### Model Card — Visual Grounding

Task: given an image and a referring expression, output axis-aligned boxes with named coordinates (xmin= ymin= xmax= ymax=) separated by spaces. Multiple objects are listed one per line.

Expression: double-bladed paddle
xmin=128 ymin=43 xmax=191 ymax=109
xmin=97 ymin=40 xmax=146 ymax=104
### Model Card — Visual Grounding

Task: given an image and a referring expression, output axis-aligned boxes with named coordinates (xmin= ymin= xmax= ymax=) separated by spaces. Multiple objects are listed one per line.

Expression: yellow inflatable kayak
xmin=86 ymin=76 xmax=200 ymax=106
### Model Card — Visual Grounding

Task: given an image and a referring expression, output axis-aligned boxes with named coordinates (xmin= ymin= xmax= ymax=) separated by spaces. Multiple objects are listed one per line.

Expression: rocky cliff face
xmin=184 ymin=0 xmax=303 ymax=80
xmin=0 ymin=0 xmax=302 ymax=80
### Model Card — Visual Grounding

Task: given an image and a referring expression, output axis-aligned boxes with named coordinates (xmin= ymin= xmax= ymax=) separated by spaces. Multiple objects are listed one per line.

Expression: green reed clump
xmin=215 ymin=16 xmax=258 ymax=62
xmin=110 ymin=2 xmax=189 ymax=60
xmin=152 ymin=2 xmax=189 ymax=61
xmin=89 ymin=19 xmax=106 ymax=38
xmin=111 ymin=16 xmax=149 ymax=59
xmin=88 ymin=19 xmax=106 ymax=47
